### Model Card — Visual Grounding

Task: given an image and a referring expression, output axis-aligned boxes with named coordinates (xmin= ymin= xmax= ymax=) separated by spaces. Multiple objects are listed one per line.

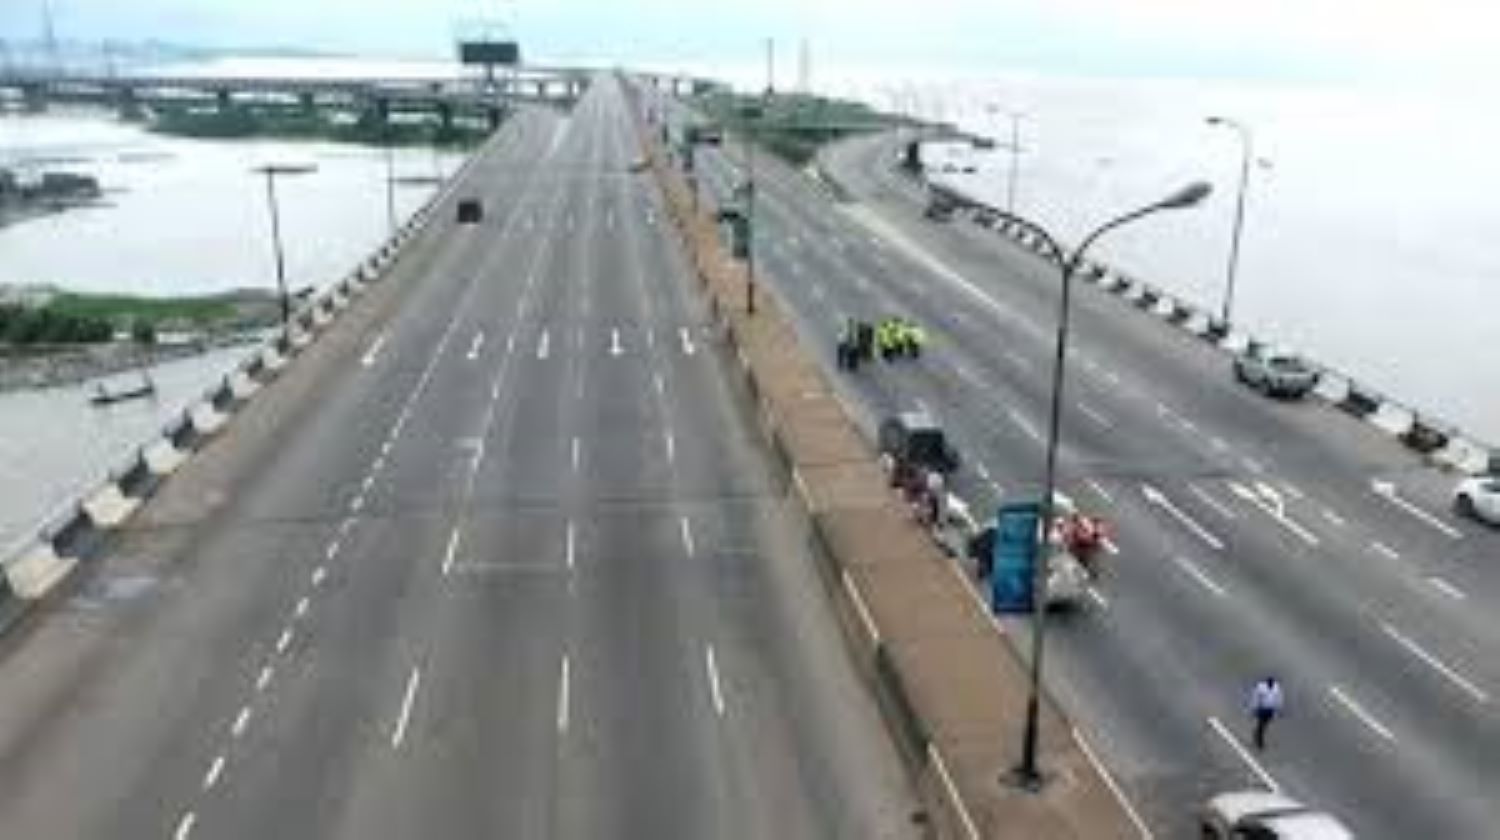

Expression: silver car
xmin=1453 ymin=474 xmax=1500 ymax=525
xmin=1234 ymin=343 xmax=1320 ymax=399
xmin=1200 ymin=790 xmax=1354 ymax=839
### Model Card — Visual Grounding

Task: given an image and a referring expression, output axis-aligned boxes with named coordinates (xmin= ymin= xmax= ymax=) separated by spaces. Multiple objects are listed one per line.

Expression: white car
xmin=1453 ymin=474 xmax=1500 ymax=525
xmin=1200 ymin=790 xmax=1354 ymax=839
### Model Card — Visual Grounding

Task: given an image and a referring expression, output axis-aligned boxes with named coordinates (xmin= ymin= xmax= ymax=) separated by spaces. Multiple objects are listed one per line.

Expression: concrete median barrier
xmin=189 ymin=401 xmax=227 ymax=436
xmin=5 ymin=541 xmax=78 ymax=600
xmin=142 ymin=438 xmax=187 ymax=476
xmin=81 ymin=482 xmax=140 ymax=529
xmin=227 ymin=369 xmax=260 ymax=401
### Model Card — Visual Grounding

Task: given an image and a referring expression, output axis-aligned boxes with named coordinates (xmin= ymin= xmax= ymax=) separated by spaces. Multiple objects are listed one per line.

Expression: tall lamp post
xmin=252 ymin=163 xmax=317 ymax=332
xmin=1004 ymin=180 xmax=1212 ymax=789
xmin=1206 ymin=115 xmax=1252 ymax=326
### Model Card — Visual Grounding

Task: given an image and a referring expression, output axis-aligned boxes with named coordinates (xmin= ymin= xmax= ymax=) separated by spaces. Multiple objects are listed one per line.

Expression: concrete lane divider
xmin=142 ymin=437 xmax=188 ymax=477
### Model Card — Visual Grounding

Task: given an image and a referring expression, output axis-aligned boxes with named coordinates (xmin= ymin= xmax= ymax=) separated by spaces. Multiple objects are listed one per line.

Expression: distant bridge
xmin=0 ymin=67 xmax=719 ymax=129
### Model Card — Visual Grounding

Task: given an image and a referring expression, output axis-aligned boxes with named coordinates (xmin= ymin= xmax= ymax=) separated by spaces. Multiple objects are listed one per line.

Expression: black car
xmin=878 ymin=411 xmax=960 ymax=476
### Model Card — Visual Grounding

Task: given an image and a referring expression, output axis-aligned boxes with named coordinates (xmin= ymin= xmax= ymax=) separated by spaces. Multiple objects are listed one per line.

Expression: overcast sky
xmin=2 ymin=0 xmax=1493 ymax=86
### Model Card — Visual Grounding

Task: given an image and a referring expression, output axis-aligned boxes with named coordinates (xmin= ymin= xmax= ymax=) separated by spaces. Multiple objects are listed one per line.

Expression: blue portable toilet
xmin=991 ymin=501 xmax=1041 ymax=614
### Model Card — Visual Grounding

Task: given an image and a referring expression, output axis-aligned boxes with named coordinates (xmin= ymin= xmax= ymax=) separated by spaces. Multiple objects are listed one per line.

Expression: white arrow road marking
xmin=1370 ymin=480 xmax=1463 ymax=539
xmin=1226 ymin=481 xmax=1319 ymax=546
xmin=466 ymin=330 xmax=485 ymax=360
xmin=679 ymin=327 xmax=696 ymax=355
xmin=1143 ymin=484 xmax=1225 ymax=551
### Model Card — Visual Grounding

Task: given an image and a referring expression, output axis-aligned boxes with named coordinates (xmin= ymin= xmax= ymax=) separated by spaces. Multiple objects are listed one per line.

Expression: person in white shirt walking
xmin=1249 ymin=676 xmax=1284 ymax=751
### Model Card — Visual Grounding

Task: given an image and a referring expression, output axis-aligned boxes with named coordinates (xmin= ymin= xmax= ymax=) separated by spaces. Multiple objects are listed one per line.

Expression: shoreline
xmin=0 ymin=332 xmax=262 ymax=394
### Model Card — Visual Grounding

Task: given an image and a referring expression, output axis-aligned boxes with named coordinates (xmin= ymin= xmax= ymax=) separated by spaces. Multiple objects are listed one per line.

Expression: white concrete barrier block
xmin=1152 ymin=297 xmax=1176 ymax=317
xmin=311 ymin=306 xmax=333 ymax=327
xmin=1313 ymin=373 xmax=1350 ymax=403
xmin=6 ymin=542 xmax=78 ymax=599
xmin=143 ymin=439 xmax=187 ymax=476
xmin=289 ymin=329 xmax=313 ymax=351
xmin=1431 ymin=438 xmax=1491 ymax=474
xmin=83 ymin=483 xmax=140 ymax=528
xmin=261 ymin=346 xmax=287 ymax=372
xmin=190 ymin=402 xmax=227 ymax=436
xmin=1369 ymin=403 xmax=1414 ymax=436
xmin=1184 ymin=313 xmax=1213 ymax=335
xmin=228 ymin=370 xmax=260 ymax=400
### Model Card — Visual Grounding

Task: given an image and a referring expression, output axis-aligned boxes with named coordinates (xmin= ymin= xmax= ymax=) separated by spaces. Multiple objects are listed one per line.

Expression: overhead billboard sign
xmin=459 ymin=40 xmax=520 ymax=66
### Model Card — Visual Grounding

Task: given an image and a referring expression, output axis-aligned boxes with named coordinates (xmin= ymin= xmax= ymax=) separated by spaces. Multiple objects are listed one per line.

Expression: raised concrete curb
xmin=0 ymin=123 xmax=498 ymax=622
xmin=920 ymin=167 xmax=1499 ymax=477
xmin=633 ymin=81 xmax=1140 ymax=839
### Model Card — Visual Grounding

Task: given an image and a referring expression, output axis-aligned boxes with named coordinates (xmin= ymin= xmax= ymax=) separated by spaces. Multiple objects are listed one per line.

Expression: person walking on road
xmin=1249 ymin=676 xmax=1284 ymax=750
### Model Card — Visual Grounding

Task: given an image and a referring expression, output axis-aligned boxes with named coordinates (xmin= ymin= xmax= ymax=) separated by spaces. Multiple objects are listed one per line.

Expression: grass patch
xmin=49 ymin=292 xmax=237 ymax=325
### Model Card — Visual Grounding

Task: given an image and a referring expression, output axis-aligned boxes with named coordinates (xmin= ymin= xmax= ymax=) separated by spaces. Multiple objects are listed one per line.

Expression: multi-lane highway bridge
xmin=0 ymin=68 xmax=1495 ymax=840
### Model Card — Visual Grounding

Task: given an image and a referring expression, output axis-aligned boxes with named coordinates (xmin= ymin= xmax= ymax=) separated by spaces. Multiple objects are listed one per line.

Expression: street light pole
xmin=384 ymin=126 xmax=398 ymax=237
xmin=1006 ymin=181 xmax=1212 ymax=789
xmin=1006 ymin=110 xmax=1023 ymax=215
xmin=1207 ymin=116 xmax=1252 ymax=326
xmin=253 ymin=163 xmax=317 ymax=334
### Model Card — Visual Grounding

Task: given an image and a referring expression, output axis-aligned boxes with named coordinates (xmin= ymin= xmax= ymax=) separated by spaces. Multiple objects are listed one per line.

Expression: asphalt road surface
xmin=659 ymin=93 xmax=1500 ymax=839
xmin=0 ymin=77 xmax=915 ymax=840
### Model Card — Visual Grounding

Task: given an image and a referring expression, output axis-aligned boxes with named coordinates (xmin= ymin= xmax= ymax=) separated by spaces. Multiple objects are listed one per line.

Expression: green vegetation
xmin=691 ymin=91 xmax=901 ymax=165
xmin=0 ymin=289 xmax=274 ymax=347
xmin=150 ymin=104 xmax=489 ymax=148
xmin=0 ymin=304 xmax=113 ymax=345
xmin=49 ymin=291 xmax=236 ymax=325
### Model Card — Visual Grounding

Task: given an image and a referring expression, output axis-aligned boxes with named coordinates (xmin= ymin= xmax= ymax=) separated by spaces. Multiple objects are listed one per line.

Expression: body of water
xmin=911 ymin=75 xmax=1499 ymax=444
xmin=0 ymin=68 xmax=472 ymax=555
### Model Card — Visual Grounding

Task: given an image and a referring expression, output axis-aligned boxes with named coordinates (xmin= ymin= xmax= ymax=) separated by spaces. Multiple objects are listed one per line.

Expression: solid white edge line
xmin=1073 ymin=728 xmax=1154 ymax=840
xmin=705 ymin=644 xmax=726 ymax=716
xmin=1327 ymin=684 xmax=1396 ymax=742
xmin=557 ymin=655 xmax=571 ymax=732
xmin=928 ymin=743 xmax=981 ymax=840
xmin=1174 ymin=556 xmax=1227 ymax=597
xmin=1208 ymin=716 xmax=1280 ymax=792
xmin=390 ymin=666 xmax=422 ymax=748
xmin=842 ymin=570 xmax=882 ymax=645
xmin=1381 ymin=622 xmax=1489 ymax=704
